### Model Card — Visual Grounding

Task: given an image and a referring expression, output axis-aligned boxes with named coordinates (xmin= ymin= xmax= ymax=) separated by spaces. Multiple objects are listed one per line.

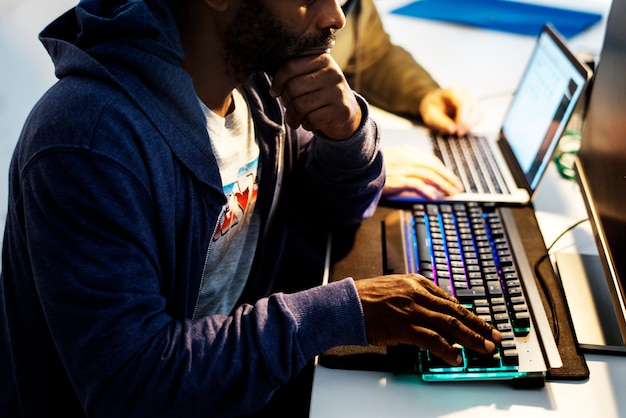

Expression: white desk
xmin=310 ymin=0 xmax=626 ymax=416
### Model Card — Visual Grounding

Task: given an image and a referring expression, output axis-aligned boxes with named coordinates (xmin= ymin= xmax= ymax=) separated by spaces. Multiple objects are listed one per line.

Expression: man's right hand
xmin=353 ymin=274 xmax=502 ymax=365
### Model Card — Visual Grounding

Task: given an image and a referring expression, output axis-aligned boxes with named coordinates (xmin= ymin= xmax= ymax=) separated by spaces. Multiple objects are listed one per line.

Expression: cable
xmin=553 ymin=129 xmax=583 ymax=181
xmin=546 ymin=218 xmax=589 ymax=253
xmin=533 ymin=218 xmax=589 ymax=345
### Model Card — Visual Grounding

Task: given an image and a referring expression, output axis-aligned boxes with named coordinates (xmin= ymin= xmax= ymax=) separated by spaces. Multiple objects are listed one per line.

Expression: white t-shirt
xmin=194 ymin=88 xmax=262 ymax=317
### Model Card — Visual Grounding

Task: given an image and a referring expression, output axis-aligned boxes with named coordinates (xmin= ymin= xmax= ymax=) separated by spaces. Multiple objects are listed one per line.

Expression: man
xmin=0 ymin=0 xmax=500 ymax=416
xmin=334 ymin=0 xmax=476 ymax=199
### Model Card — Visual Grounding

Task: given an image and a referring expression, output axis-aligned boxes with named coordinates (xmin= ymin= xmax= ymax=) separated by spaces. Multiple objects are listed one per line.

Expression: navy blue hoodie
xmin=0 ymin=0 xmax=384 ymax=416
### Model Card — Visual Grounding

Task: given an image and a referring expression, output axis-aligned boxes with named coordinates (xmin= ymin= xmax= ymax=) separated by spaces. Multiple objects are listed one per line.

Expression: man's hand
xmin=354 ymin=274 xmax=502 ymax=365
xmin=382 ymin=144 xmax=463 ymax=199
xmin=270 ymin=53 xmax=361 ymax=140
xmin=419 ymin=87 xmax=480 ymax=136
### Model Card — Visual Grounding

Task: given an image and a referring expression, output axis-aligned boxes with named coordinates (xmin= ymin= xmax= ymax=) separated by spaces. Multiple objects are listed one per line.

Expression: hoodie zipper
xmin=191 ymin=125 xmax=284 ymax=319
xmin=192 ymin=211 xmax=223 ymax=320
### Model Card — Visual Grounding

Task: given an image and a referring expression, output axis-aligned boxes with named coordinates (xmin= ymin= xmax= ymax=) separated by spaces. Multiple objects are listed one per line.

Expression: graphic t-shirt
xmin=194 ymin=88 xmax=261 ymax=317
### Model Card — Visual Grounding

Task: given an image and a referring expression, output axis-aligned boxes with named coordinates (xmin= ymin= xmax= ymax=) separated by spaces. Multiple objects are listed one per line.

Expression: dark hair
xmin=169 ymin=0 xmax=188 ymax=10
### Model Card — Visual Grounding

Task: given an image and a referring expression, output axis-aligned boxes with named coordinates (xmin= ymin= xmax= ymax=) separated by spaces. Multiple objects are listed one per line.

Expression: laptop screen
xmin=501 ymin=25 xmax=589 ymax=190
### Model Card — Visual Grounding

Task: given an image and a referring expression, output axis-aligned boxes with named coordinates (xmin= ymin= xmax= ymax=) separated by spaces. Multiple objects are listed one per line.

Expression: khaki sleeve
xmin=333 ymin=0 xmax=440 ymax=119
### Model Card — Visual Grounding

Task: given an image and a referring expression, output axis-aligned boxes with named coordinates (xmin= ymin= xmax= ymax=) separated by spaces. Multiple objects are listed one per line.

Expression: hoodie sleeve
xmin=18 ymin=146 xmax=367 ymax=417
xmin=304 ymin=94 xmax=385 ymax=226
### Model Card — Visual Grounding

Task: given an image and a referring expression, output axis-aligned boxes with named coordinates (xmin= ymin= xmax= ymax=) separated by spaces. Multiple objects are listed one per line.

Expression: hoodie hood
xmin=42 ymin=0 xmax=183 ymax=75
xmin=39 ymin=0 xmax=225 ymax=187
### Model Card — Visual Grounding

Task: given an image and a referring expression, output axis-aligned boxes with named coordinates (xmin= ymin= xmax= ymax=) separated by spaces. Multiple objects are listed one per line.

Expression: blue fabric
xmin=0 ymin=0 xmax=383 ymax=416
xmin=392 ymin=0 xmax=602 ymax=38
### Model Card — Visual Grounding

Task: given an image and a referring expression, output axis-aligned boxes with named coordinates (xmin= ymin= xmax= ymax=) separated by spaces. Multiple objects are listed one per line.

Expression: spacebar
xmin=415 ymin=222 xmax=434 ymax=280
xmin=455 ymin=287 xmax=487 ymax=302
xmin=414 ymin=221 xmax=433 ymax=271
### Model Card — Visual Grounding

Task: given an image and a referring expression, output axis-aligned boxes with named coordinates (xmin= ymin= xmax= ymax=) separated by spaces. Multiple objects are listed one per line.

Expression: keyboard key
xmin=501 ymin=339 xmax=516 ymax=350
xmin=475 ymin=306 xmax=491 ymax=315
xmin=510 ymin=295 xmax=525 ymax=304
xmin=478 ymin=315 xmax=492 ymax=323
xmin=514 ymin=303 xmax=528 ymax=312
xmin=502 ymin=349 xmax=520 ymax=366
xmin=453 ymin=288 xmax=485 ymax=304
xmin=419 ymin=261 xmax=433 ymax=272
xmin=492 ymin=304 xmax=507 ymax=313
xmin=494 ymin=313 xmax=510 ymax=323
xmin=414 ymin=222 xmax=432 ymax=265
xmin=497 ymin=322 xmax=512 ymax=332
xmin=487 ymin=283 xmax=503 ymax=296
xmin=466 ymin=351 xmax=501 ymax=370
xmin=424 ymin=347 xmax=465 ymax=372
xmin=513 ymin=311 xmax=531 ymax=334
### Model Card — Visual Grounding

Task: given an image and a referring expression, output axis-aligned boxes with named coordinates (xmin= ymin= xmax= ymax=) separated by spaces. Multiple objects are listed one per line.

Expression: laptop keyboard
xmin=409 ymin=202 xmax=532 ymax=380
xmin=431 ymin=133 xmax=511 ymax=195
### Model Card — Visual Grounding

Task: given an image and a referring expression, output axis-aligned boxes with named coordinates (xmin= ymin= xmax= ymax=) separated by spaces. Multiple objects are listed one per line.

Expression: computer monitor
xmin=573 ymin=0 xmax=626 ymax=353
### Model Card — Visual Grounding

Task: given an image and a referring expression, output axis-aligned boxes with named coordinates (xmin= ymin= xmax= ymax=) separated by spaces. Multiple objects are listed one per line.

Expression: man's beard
xmin=224 ymin=0 xmax=336 ymax=77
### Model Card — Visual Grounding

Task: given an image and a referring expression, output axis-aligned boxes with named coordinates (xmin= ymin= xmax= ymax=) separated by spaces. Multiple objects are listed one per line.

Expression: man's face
xmin=224 ymin=0 xmax=338 ymax=76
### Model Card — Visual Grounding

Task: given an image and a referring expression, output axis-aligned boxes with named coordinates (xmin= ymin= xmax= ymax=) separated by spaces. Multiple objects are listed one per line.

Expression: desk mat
xmin=320 ymin=204 xmax=589 ymax=382
xmin=391 ymin=0 xmax=602 ymax=39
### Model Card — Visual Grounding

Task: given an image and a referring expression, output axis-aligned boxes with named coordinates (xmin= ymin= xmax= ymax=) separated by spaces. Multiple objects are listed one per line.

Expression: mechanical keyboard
xmin=384 ymin=202 xmax=550 ymax=383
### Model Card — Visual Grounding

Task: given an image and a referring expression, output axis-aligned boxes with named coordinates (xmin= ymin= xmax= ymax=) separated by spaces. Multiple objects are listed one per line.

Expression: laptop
xmin=386 ymin=24 xmax=591 ymax=204
xmin=382 ymin=201 xmax=563 ymax=385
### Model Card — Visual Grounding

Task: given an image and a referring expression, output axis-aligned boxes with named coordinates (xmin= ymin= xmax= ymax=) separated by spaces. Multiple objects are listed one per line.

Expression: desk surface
xmin=310 ymin=0 xmax=626 ymax=417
